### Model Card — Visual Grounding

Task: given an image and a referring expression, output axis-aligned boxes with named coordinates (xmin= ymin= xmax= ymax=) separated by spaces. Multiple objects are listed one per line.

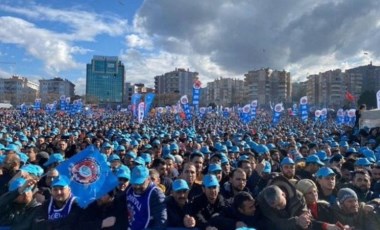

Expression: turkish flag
xmin=345 ymin=91 xmax=355 ymax=102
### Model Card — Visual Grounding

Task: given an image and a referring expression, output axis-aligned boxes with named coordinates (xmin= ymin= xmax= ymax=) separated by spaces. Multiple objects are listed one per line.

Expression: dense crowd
xmin=0 ymin=106 xmax=380 ymax=230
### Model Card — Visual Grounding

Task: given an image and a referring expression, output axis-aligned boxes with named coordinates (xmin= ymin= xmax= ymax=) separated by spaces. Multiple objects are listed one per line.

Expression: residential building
xmin=205 ymin=77 xmax=245 ymax=106
xmin=244 ymin=68 xmax=291 ymax=106
xmin=346 ymin=63 xmax=380 ymax=93
xmin=86 ymin=56 xmax=125 ymax=104
xmin=0 ymin=76 xmax=39 ymax=105
xmin=306 ymin=69 xmax=363 ymax=107
xmin=39 ymin=78 xmax=75 ymax=102
xmin=154 ymin=68 xmax=199 ymax=95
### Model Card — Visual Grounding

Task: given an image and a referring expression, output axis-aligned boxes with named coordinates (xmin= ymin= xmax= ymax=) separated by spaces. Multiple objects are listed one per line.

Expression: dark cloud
xmin=136 ymin=0 xmax=380 ymax=74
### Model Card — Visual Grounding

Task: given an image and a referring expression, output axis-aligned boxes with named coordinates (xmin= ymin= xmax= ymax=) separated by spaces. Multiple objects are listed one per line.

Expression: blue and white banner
xmin=156 ymin=107 xmax=164 ymax=119
xmin=56 ymin=146 xmax=118 ymax=208
xmin=60 ymin=95 xmax=66 ymax=111
xmin=336 ymin=109 xmax=344 ymax=125
xmin=144 ymin=93 xmax=155 ymax=115
xmin=192 ymin=80 xmax=201 ymax=112
xmin=240 ymin=104 xmax=251 ymax=124
xmin=21 ymin=103 xmax=27 ymax=114
xmin=34 ymin=98 xmax=41 ymax=111
xmin=250 ymin=100 xmax=258 ymax=120
xmin=320 ymin=108 xmax=327 ymax=122
xmin=346 ymin=109 xmax=356 ymax=126
xmin=314 ymin=110 xmax=321 ymax=122
xmin=272 ymin=103 xmax=284 ymax=125
xmin=180 ymin=95 xmax=192 ymax=120
xmin=199 ymin=107 xmax=207 ymax=119
xmin=223 ymin=107 xmax=230 ymax=118
xmin=299 ymin=96 xmax=308 ymax=122
xmin=131 ymin=93 xmax=142 ymax=117
xmin=292 ymin=103 xmax=298 ymax=116
xmin=65 ymin=97 xmax=71 ymax=111
xmin=138 ymin=102 xmax=145 ymax=123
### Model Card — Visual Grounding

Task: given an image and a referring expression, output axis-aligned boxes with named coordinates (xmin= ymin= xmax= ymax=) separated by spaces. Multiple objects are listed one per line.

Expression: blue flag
xmin=55 ymin=145 xmax=118 ymax=208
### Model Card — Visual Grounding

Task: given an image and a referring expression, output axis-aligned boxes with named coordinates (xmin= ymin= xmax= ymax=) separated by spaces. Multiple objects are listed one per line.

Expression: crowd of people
xmin=0 ymin=107 xmax=380 ymax=230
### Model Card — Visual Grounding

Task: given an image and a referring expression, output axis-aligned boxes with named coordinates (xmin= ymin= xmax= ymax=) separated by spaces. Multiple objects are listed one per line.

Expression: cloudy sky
xmin=0 ymin=0 xmax=378 ymax=95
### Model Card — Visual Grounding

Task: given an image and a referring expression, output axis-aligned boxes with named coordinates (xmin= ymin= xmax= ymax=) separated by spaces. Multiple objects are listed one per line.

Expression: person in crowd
xmin=258 ymin=184 xmax=311 ymax=230
xmin=331 ymin=187 xmax=378 ymax=229
xmin=316 ymin=167 xmax=338 ymax=205
xmin=180 ymin=162 xmax=203 ymax=201
xmin=0 ymin=152 xmax=21 ymax=195
xmin=187 ymin=174 xmax=229 ymax=230
xmin=125 ymin=165 xmax=167 ymax=229
xmin=0 ymin=178 xmax=40 ymax=229
xmin=342 ymin=170 xmax=373 ymax=202
xmin=33 ymin=175 xmax=83 ymax=229
xmin=210 ymin=191 xmax=265 ymax=230
xmin=220 ymin=168 xmax=249 ymax=202
xmin=295 ymin=179 xmax=340 ymax=230
xmin=296 ymin=155 xmax=324 ymax=181
xmin=166 ymin=179 xmax=194 ymax=228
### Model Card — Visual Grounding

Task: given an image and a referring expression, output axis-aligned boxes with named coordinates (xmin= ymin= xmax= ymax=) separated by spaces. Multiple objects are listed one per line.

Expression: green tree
xmin=357 ymin=90 xmax=377 ymax=109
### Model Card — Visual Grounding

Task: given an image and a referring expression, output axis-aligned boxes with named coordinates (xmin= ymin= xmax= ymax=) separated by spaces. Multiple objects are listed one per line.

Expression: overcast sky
xmin=0 ymin=0 xmax=378 ymax=95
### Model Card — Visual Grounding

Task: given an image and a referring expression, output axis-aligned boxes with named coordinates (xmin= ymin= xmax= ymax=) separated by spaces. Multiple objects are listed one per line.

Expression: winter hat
xmin=338 ymin=188 xmax=358 ymax=203
xmin=296 ymin=179 xmax=317 ymax=195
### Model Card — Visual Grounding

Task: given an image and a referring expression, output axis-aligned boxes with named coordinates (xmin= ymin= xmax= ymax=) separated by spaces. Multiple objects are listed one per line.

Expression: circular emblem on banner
xmin=199 ymin=107 xmax=206 ymax=113
xmin=300 ymin=97 xmax=307 ymax=105
xmin=315 ymin=110 xmax=321 ymax=117
xmin=321 ymin=109 xmax=327 ymax=116
xmin=337 ymin=109 xmax=344 ymax=116
xmin=157 ymin=107 xmax=163 ymax=113
xmin=70 ymin=158 xmax=100 ymax=184
xmin=193 ymin=80 xmax=201 ymax=89
xmin=275 ymin=104 xmax=283 ymax=112
xmin=251 ymin=101 xmax=257 ymax=107
xmin=180 ymin=96 xmax=188 ymax=105
xmin=347 ymin=109 xmax=356 ymax=118
xmin=243 ymin=105 xmax=250 ymax=113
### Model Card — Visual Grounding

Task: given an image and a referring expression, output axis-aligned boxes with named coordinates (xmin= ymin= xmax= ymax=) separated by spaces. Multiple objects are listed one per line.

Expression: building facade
xmin=0 ymin=76 xmax=39 ymax=105
xmin=86 ymin=56 xmax=125 ymax=104
xmin=39 ymin=78 xmax=75 ymax=102
xmin=346 ymin=63 xmax=380 ymax=93
xmin=154 ymin=68 xmax=199 ymax=95
xmin=205 ymin=77 xmax=245 ymax=106
xmin=306 ymin=69 xmax=363 ymax=107
xmin=244 ymin=68 xmax=291 ymax=106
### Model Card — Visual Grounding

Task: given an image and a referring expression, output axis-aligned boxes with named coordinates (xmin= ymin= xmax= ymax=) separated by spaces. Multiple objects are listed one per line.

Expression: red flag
xmin=345 ymin=91 xmax=355 ymax=102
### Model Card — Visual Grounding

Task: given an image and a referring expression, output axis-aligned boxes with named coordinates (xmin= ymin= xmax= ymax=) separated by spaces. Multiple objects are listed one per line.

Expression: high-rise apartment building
xmin=39 ymin=78 xmax=75 ymax=102
xmin=205 ymin=77 xmax=245 ymax=106
xmin=244 ymin=68 xmax=291 ymax=106
xmin=346 ymin=63 xmax=380 ymax=93
xmin=154 ymin=68 xmax=199 ymax=95
xmin=86 ymin=56 xmax=125 ymax=104
xmin=0 ymin=76 xmax=39 ymax=105
xmin=306 ymin=69 xmax=363 ymax=107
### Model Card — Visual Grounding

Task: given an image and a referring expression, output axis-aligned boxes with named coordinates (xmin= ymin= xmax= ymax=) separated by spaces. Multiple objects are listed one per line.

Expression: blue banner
xmin=180 ymin=95 xmax=192 ymax=120
xmin=239 ymin=104 xmax=251 ymax=124
xmin=65 ymin=97 xmax=71 ymax=111
xmin=336 ymin=109 xmax=344 ymax=125
xmin=299 ymin=96 xmax=308 ymax=122
xmin=192 ymin=80 xmax=201 ymax=113
xmin=131 ymin=93 xmax=141 ymax=117
xmin=60 ymin=95 xmax=66 ymax=111
xmin=56 ymin=146 xmax=118 ymax=208
xmin=272 ymin=103 xmax=283 ymax=125
xmin=144 ymin=93 xmax=155 ymax=115
xmin=20 ymin=103 xmax=27 ymax=114
xmin=250 ymin=100 xmax=258 ymax=120
xmin=34 ymin=98 xmax=41 ymax=111
xmin=320 ymin=108 xmax=327 ymax=122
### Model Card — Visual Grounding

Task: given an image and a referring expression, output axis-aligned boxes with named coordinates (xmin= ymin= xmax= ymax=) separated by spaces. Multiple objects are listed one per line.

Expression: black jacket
xmin=187 ymin=193 xmax=230 ymax=230
xmin=210 ymin=206 xmax=267 ymax=230
xmin=166 ymin=196 xmax=190 ymax=228
xmin=0 ymin=190 xmax=41 ymax=230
